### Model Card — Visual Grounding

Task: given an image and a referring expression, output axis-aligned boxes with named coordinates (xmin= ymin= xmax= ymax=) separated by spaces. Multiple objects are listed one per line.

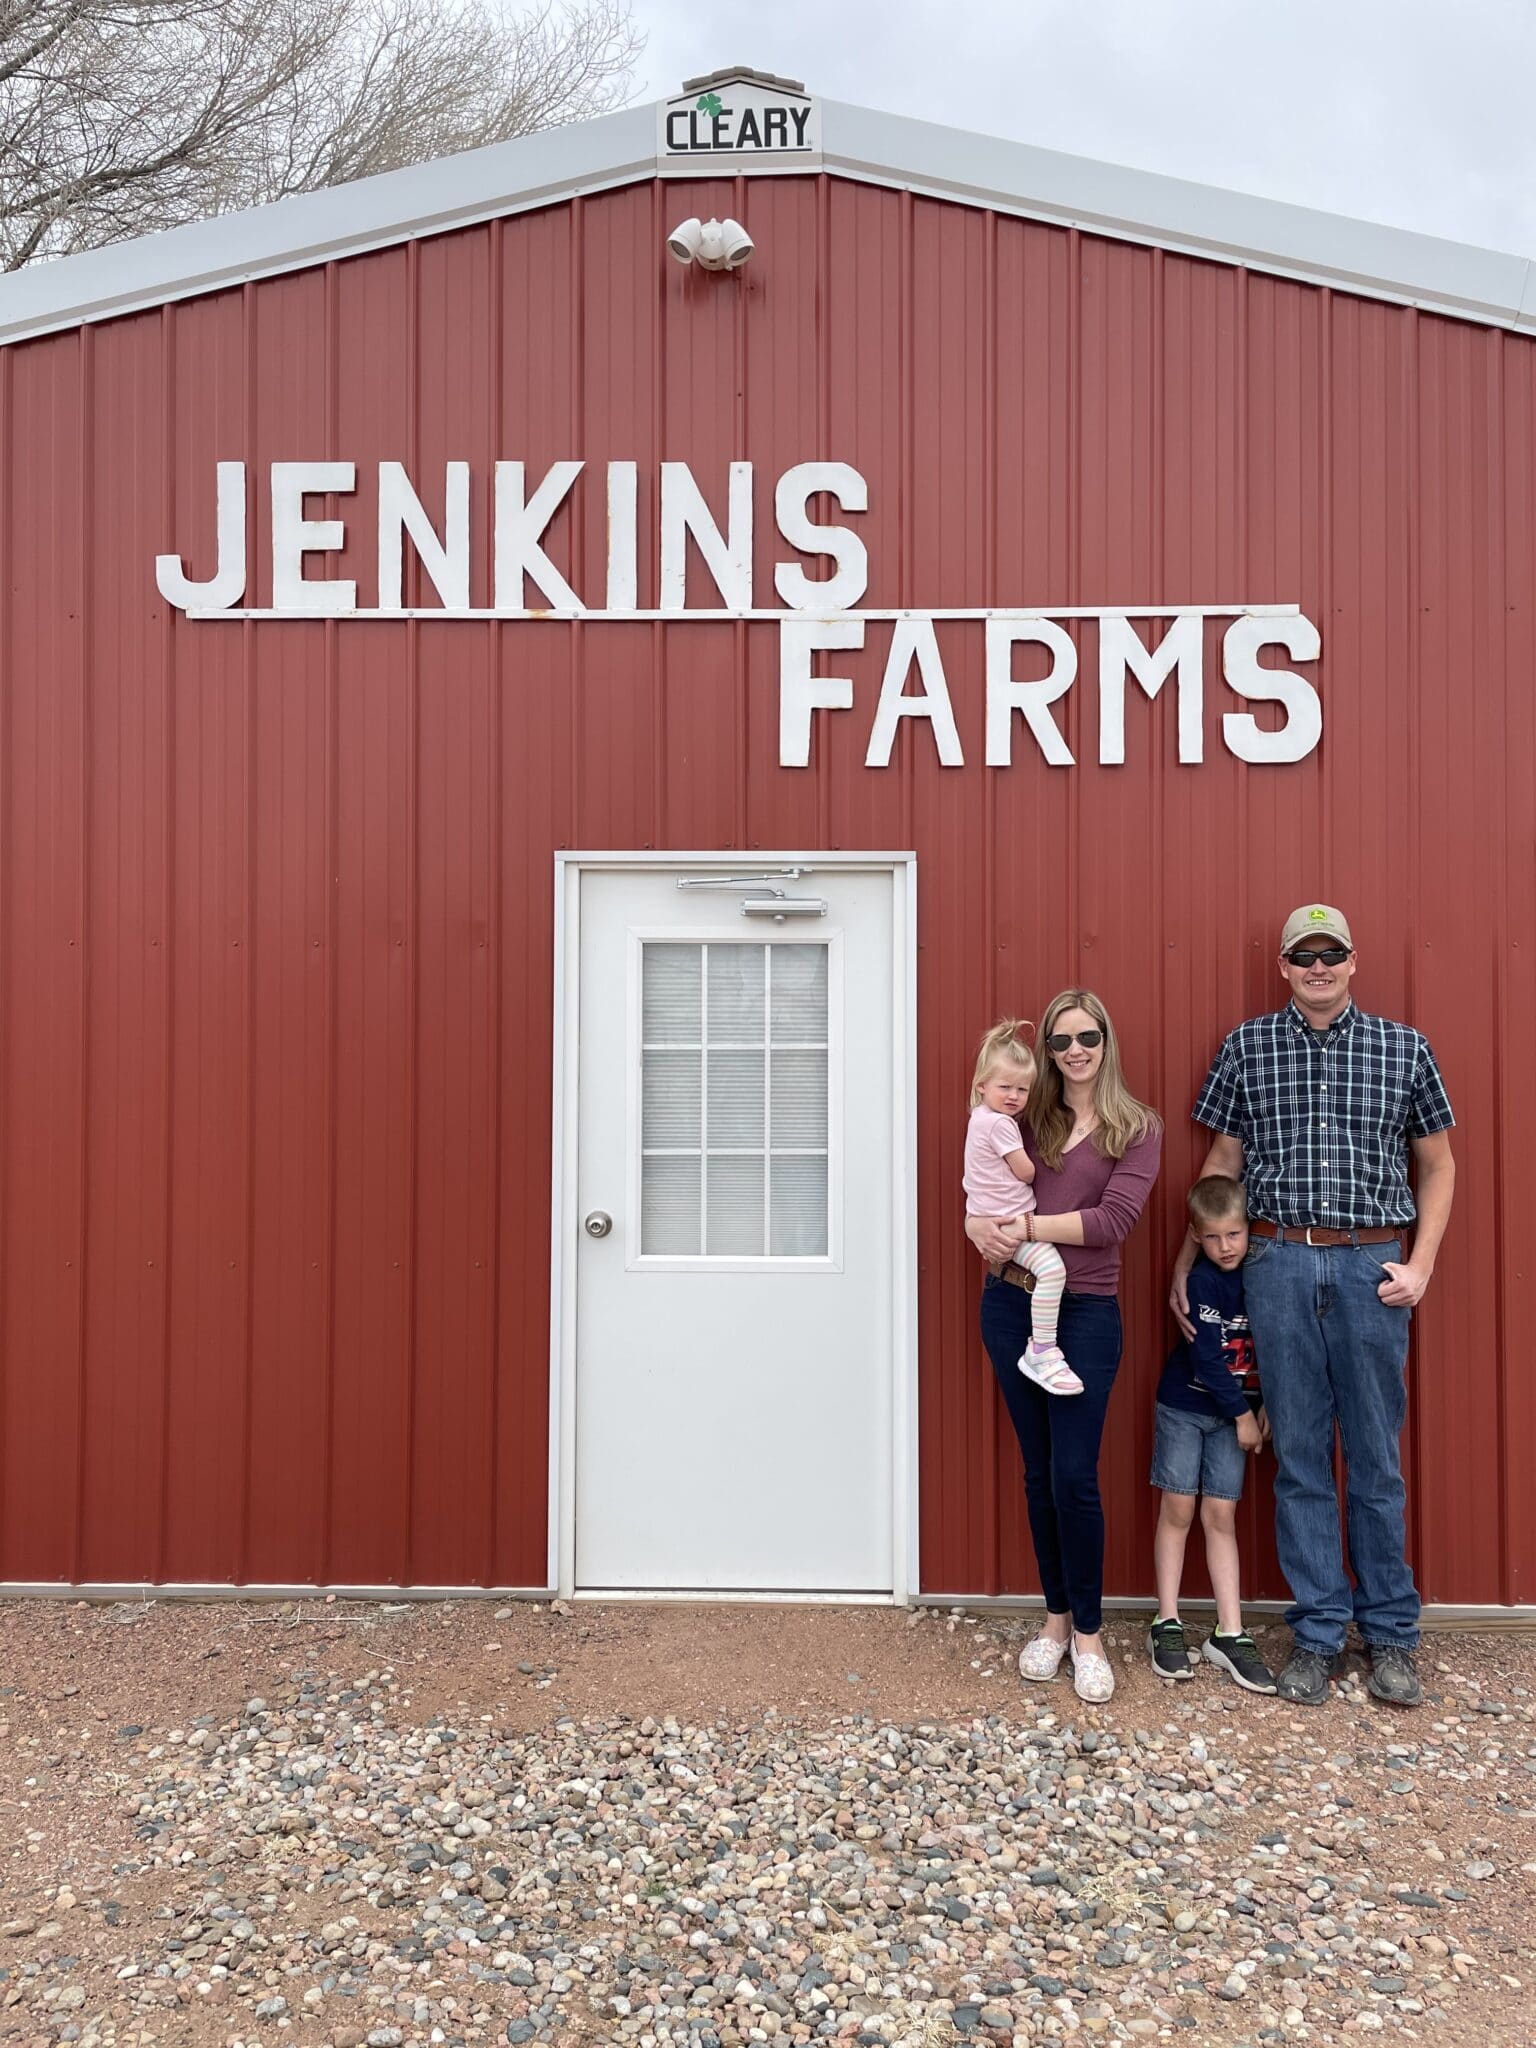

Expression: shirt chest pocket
xmin=1298 ymin=1056 xmax=1411 ymax=1142
xmin=1347 ymin=1069 xmax=1414 ymax=1141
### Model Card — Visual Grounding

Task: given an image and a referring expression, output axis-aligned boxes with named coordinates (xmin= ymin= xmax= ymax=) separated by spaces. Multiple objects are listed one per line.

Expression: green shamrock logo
xmin=697 ymin=91 xmax=723 ymax=116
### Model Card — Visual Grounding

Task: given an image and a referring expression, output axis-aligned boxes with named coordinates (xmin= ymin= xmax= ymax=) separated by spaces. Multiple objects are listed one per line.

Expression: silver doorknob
xmin=583 ymin=1211 xmax=613 ymax=1239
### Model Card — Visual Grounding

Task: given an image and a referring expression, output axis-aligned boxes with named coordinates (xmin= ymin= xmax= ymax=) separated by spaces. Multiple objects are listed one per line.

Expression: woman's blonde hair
xmin=969 ymin=1018 xmax=1037 ymax=1108
xmin=1026 ymin=987 xmax=1161 ymax=1169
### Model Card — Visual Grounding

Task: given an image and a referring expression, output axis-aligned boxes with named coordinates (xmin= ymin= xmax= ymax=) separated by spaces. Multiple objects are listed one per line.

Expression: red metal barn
xmin=0 ymin=71 xmax=1531 ymax=1608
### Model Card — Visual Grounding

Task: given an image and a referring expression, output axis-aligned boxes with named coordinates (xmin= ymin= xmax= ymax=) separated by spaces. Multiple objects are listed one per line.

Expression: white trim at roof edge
xmin=0 ymin=103 xmax=658 ymax=346
xmin=2 ymin=91 xmax=1534 ymax=347
xmin=828 ymin=102 xmax=1536 ymax=334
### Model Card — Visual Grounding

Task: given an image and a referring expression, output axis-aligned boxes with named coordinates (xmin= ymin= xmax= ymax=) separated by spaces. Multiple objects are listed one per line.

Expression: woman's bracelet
xmin=1025 ymin=1214 xmax=1036 ymax=1241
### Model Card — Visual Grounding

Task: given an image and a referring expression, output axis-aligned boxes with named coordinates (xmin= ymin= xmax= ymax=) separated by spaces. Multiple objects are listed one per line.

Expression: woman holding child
xmin=964 ymin=990 xmax=1161 ymax=1703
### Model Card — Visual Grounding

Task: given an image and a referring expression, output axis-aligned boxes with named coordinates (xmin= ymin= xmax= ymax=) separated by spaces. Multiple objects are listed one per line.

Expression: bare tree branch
xmin=0 ymin=0 xmax=641 ymax=267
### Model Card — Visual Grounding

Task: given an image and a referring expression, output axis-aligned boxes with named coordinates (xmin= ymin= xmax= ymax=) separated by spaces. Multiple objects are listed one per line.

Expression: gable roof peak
xmin=681 ymin=65 xmax=807 ymax=95
xmin=2 ymin=87 xmax=1533 ymax=347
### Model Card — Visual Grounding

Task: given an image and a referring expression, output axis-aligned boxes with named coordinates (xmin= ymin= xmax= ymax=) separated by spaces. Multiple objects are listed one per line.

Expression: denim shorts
xmin=1150 ymin=1402 xmax=1247 ymax=1501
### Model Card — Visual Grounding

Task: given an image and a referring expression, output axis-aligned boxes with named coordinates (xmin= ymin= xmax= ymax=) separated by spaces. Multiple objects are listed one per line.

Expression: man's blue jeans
xmin=1242 ymin=1233 xmax=1419 ymax=1654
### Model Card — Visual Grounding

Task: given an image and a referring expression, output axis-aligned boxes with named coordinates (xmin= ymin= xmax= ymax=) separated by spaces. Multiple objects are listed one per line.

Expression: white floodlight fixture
xmin=706 ymin=218 xmax=754 ymax=269
xmin=667 ymin=216 xmax=703 ymax=263
xmin=667 ymin=216 xmax=754 ymax=271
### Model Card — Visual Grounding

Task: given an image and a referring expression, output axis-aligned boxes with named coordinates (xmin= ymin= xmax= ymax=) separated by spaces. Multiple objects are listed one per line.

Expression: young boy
xmin=1148 ymin=1175 xmax=1277 ymax=1692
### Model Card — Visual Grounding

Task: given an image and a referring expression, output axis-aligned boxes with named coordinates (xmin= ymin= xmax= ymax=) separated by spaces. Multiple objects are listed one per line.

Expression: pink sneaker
xmin=1018 ymin=1340 xmax=1084 ymax=1396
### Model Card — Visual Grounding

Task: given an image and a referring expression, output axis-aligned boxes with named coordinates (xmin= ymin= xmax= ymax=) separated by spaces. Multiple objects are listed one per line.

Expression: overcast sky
xmin=628 ymin=0 xmax=1536 ymax=256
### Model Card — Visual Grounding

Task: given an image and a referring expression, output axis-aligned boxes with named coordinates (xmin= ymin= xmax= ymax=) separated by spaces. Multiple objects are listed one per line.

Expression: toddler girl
xmin=964 ymin=1020 xmax=1082 ymax=1396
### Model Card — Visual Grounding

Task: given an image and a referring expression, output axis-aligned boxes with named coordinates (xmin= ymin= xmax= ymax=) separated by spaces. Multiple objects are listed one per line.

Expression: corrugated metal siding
xmin=0 ymin=174 xmax=1531 ymax=1599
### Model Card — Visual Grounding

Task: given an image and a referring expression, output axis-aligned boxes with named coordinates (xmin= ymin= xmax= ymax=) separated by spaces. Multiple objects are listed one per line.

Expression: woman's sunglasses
xmin=1285 ymin=945 xmax=1352 ymax=967
xmin=1045 ymin=1029 xmax=1103 ymax=1052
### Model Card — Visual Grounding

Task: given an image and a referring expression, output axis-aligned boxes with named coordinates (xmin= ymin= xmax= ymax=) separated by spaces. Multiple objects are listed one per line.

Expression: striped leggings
xmin=1011 ymin=1239 xmax=1067 ymax=1346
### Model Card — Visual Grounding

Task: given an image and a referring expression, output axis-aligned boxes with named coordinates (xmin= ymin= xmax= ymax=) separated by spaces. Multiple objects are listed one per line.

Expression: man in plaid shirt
xmin=1171 ymin=903 xmax=1456 ymax=1708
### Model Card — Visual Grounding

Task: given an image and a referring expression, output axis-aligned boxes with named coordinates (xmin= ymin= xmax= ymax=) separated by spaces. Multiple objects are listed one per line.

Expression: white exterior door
xmin=564 ymin=861 xmax=907 ymax=1594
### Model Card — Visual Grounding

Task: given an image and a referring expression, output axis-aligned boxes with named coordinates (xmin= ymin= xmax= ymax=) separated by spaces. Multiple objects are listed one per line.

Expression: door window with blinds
xmin=637 ymin=940 xmax=835 ymax=1259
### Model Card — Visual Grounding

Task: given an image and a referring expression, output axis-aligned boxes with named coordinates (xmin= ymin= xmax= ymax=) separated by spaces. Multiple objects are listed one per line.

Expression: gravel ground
xmin=0 ymin=1600 xmax=1533 ymax=2048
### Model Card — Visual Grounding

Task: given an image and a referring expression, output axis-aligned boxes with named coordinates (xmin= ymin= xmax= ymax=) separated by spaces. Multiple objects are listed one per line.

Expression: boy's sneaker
xmin=1276 ymin=1646 xmax=1337 ymax=1706
xmin=1366 ymin=1644 xmax=1423 ymax=1707
xmin=1148 ymin=1617 xmax=1193 ymax=1681
xmin=1202 ymin=1630 xmax=1278 ymax=1695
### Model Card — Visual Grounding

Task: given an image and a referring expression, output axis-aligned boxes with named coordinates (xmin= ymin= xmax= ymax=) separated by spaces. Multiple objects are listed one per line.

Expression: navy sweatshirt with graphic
xmin=1157 ymin=1254 xmax=1260 ymax=1420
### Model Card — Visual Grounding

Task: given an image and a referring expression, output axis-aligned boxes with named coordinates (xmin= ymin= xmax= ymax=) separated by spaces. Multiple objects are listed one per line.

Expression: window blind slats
xmin=706 ymin=1155 xmax=765 ymax=1255
xmin=640 ymin=940 xmax=830 ymax=1258
xmin=642 ymin=1050 xmax=702 ymax=1147
xmin=770 ymin=945 xmax=828 ymax=1043
xmin=708 ymin=1050 xmax=764 ymax=1148
xmin=643 ymin=944 xmax=701 ymax=1043
xmin=707 ymin=945 xmax=765 ymax=1041
xmin=771 ymin=1051 xmax=827 ymax=1148
xmin=641 ymin=1155 xmax=701 ymax=1255
xmin=771 ymin=1156 xmax=829 ymax=1257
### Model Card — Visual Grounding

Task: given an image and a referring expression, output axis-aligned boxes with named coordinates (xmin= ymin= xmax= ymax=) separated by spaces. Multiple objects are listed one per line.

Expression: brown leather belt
xmin=990 ymin=1263 xmax=1036 ymax=1291
xmin=1247 ymin=1219 xmax=1403 ymax=1247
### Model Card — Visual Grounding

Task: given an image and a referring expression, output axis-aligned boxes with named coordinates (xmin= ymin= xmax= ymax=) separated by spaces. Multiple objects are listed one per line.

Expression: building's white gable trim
xmin=1 ymin=90 xmax=1532 ymax=345
xmin=828 ymin=101 xmax=1536 ymax=333
xmin=0 ymin=103 xmax=658 ymax=345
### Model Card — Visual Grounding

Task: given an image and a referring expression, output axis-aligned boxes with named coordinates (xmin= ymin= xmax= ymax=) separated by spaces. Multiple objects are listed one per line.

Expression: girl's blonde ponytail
xmin=969 ymin=1018 xmax=1037 ymax=1107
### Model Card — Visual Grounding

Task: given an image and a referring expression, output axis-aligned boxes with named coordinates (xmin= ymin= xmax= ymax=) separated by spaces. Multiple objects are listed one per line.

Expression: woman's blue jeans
xmin=1242 ymin=1233 xmax=1419 ymax=1654
xmin=980 ymin=1276 xmax=1123 ymax=1634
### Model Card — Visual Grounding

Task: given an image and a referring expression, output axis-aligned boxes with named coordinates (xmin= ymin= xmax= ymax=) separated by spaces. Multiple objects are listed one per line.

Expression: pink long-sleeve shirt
xmin=1020 ymin=1122 xmax=1162 ymax=1295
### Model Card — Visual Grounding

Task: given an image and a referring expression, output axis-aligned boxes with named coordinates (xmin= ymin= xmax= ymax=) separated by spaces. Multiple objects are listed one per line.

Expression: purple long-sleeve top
xmin=1020 ymin=1122 xmax=1162 ymax=1295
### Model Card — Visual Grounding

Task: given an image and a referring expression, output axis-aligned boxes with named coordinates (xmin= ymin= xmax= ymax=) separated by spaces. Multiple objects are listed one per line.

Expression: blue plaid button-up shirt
xmin=1193 ymin=1001 xmax=1455 ymax=1229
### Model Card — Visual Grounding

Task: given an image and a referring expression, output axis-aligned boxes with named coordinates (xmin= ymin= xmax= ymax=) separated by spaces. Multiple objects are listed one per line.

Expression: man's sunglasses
xmin=1285 ymin=945 xmax=1352 ymax=968
xmin=1045 ymin=1029 xmax=1104 ymax=1052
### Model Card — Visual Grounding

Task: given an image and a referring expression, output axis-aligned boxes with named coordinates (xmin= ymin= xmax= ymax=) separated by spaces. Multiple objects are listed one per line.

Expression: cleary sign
xmin=657 ymin=71 xmax=820 ymax=168
xmin=156 ymin=457 xmax=1323 ymax=770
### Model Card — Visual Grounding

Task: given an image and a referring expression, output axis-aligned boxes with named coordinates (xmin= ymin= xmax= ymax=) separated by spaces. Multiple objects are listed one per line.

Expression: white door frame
xmin=550 ymin=852 xmax=919 ymax=1602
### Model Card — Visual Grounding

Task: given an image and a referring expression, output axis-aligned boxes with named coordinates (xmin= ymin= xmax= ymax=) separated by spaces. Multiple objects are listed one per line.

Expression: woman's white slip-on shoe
xmin=1018 ymin=1631 xmax=1070 ymax=1682
xmin=1069 ymin=1633 xmax=1115 ymax=1703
